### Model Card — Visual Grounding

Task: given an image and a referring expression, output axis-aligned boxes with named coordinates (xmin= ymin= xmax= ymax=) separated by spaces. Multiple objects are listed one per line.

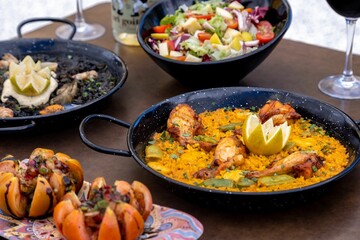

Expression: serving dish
xmin=0 ymin=19 xmax=127 ymax=133
xmin=137 ymin=0 xmax=292 ymax=87
xmin=0 ymin=182 xmax=204 ymax=240
xmin=79 ymin=87 xmax=360 ymax=209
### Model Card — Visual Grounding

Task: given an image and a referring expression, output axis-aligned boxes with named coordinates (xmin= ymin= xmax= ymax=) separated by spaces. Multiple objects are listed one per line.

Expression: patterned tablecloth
xmin=0 ymin=182 xmax=203 ymax=240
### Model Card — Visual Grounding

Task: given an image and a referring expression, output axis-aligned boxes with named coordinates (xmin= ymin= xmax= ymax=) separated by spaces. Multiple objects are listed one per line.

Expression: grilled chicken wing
xmin=194 ymin=136 xmax=247 ymax=179
xmin=259 ymin=100 xmax=301 ymax=125
xmin=213 ymin=136 xmax=247 ymax=167
xmin=245 ymin=152 xmax=323 ymax=179
xmin=167 ymin=104 xmax=204 ymax=146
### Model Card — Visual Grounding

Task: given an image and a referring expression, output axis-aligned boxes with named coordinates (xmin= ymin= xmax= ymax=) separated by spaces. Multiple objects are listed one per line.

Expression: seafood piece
xmin=245 ymin=152 xmax=324 ymax=179
xmin=52 ymin=70 xmax=98 ymax=105
xmin=40 ymin=61 xmax=58 ymax=71
xmin=39 ymin=104 xmax=65 ymax=115
xmin=194 ymin=136 xmax=247 ymax=179
xmin=50 ymin=80 xmax=79 ymax=105
xmin=0 ymin=106 xmax=14 ymax=118
xmin=259 ymin=100 xmax=301 ymax=125
xmin=72 ymin=70 xmax=98 ymax=80
xmin=53 ymin=177 xmax=153 ymax=240
xmin=3 ymin=53 xmax=19 ymax=63
xmin=0 ymin=148 xmax=84 ymax=218
xmin=0 ymin=53 xmax=19 ymax=69
xmin=167 ymin=104 xmax=204 ymax=146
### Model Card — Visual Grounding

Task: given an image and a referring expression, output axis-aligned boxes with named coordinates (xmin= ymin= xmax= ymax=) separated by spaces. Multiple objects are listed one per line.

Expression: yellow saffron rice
xmin=146 ymin=107 xmax=349 ymax=192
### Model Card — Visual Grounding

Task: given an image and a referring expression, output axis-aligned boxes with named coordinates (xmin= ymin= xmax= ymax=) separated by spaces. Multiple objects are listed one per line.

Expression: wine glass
xmin=318 ymin=0 xmax=360 ymax=99
xmin=56 ymin=0 xmax=105 ymax=41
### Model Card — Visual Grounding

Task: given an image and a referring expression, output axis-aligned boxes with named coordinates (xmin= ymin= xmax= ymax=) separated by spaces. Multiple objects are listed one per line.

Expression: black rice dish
xmin=0 ymin=53 xmax=116 ymax=117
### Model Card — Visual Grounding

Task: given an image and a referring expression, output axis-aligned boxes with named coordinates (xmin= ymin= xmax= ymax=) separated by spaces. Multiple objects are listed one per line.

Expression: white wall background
xmin=0 ymin=0 xmax=359 ymax=54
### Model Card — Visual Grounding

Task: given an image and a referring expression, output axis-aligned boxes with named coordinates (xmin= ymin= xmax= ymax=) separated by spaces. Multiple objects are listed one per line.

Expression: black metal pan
xmin=0 ymin=18 xmax=127 ymax=133
xmin=79 ymin=87 xmax=360 ymax=209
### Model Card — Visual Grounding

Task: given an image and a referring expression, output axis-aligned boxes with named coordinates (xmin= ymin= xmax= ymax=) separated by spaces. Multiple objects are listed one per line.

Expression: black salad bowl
xmin=137 ymin=0 xmax=292 ymax=88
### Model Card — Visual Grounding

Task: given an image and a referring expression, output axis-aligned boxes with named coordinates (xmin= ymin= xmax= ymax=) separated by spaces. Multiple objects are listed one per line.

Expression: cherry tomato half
xmin=226 ymin=19 xmax=238 ymax=29
xmin=152 ymin=24 xmax=172 ymax=33
xmin=256 ymin=20 xmax=275 ymax=44
xmin=197 ymin=32 xmax=212 ymax=42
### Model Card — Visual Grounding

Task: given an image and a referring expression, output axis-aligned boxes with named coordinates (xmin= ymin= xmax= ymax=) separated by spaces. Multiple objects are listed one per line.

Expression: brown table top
xmin=3 ymin=3 xmax=360 ymax=240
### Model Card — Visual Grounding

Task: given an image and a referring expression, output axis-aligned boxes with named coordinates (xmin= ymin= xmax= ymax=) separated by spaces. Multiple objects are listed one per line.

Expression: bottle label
xmin=111 ymin=0 xmax=149 ymax=34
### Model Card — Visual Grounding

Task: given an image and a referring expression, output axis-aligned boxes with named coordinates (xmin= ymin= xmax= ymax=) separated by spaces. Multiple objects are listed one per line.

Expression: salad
xmin=147 ymin=0 xmax=275 ymax=62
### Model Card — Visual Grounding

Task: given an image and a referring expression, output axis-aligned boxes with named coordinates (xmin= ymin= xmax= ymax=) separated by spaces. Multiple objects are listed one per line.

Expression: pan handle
xmin=0 ymin=121 xmax=36 ymax=133
xmin=17 ymin=17 xmax=76 ymax=40
xmin=79 ymin=114 xmax=132 ymax=157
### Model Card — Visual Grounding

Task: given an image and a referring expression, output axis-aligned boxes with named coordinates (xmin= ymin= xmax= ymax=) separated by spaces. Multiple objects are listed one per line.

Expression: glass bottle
xmin=111 ymin=0 xmax=156 ymax=46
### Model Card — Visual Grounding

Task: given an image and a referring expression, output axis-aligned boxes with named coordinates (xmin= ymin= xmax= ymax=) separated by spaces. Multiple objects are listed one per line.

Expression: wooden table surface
xmin=3 ymin=3 xmax=360 ymax=240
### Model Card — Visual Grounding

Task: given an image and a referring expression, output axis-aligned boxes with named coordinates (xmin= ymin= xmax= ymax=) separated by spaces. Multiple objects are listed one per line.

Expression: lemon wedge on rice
xmin=242 ymin=114 xmax=291 ymax=155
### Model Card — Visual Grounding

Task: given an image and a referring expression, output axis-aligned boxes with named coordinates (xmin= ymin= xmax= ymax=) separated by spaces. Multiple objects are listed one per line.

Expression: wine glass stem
xmin=75 ymin=0 xmax=87 ymax=28
xmin=342 ymin=18 xmax=357 ymax=80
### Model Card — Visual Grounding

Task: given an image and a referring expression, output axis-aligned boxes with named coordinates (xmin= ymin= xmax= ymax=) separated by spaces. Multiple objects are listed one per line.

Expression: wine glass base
xmin=56 ymin=23 xmax=105 ymax=41
xmin=318 ymin=75 xmax=360 ymax=100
